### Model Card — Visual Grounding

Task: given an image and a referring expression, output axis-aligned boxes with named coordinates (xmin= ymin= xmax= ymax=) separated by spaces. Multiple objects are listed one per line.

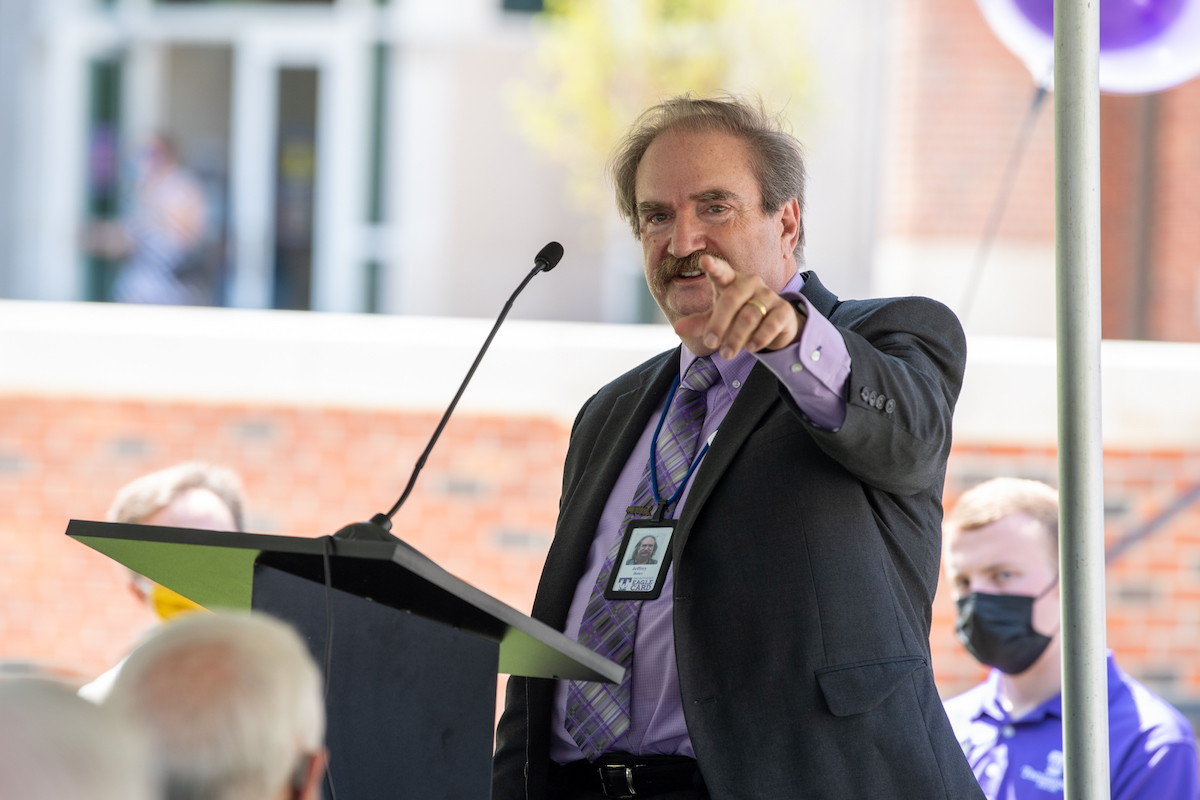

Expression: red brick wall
xmin=1100 ymin=94 xmax=1149 ymax=340
xmin=889 ymin=0 xmax=1200 ymax=342
xmin=5 ymin=394 xmax=1199 ymax=712
xmin=1148 ymin=79 xmax=1200 ymax=342
xmin=884 ymin=0 xmax=1055 ymax=242
xmin=0 ymin=396 xmax=566 ymax=682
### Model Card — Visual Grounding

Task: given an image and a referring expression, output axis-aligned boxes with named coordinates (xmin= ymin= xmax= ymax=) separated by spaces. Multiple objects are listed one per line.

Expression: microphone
xmin=535 ymin=241 xmax=564 ymax=272
xmin=334 ymin=242 xmax=564 ymax=541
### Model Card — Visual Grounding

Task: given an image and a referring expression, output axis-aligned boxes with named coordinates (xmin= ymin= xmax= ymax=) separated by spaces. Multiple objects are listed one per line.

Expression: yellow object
xmin=506 ymin=0 xmax=814 ymax=213
xmin=151 ymin=582 xmax=206 ymax=620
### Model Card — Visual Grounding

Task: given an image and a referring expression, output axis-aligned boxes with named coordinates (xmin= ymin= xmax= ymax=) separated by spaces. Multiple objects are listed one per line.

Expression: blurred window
xmin=154 ymin=1 xmax=335 ymax=5
xmin=502 ymin=0 xmax=544 ymax=12
xmin=85 ymin=57 xmax=124 ymax=303
xmin=273 ymin=68 xmax=319 ymax=311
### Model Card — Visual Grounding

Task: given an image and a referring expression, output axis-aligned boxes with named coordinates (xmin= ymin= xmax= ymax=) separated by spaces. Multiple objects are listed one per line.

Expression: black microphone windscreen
xmin=535 ymin=241 xmax=565 ymax=272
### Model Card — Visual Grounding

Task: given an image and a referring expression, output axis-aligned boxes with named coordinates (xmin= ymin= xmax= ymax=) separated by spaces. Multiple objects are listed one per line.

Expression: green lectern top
xmin=67 ymin=519 xmax=622 ymax=684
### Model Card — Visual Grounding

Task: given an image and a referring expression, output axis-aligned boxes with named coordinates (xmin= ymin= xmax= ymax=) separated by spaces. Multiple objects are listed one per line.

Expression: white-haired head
xmin=0 ymin=680 xmax=154 ymax=800
xmin=106 ymin=612 xmax=325 ymax=800
xmin=108 ymin=461 xmax=245 ymax=531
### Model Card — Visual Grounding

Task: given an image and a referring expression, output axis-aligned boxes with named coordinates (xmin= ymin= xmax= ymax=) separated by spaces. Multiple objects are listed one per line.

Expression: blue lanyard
xmin=648 ymin=374 xmax=715 ymax=520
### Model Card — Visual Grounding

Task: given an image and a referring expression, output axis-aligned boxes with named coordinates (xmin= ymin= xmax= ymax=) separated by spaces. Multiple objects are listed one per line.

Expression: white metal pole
xmin=1054 ymin=0 xmax=1109 ymax=798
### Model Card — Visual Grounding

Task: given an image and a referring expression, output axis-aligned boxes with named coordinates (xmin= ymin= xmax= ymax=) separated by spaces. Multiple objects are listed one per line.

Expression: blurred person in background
xmin=942 ymin=478 xmax=1198 ymax=799
xmin=88 ymin=134 xmax=211 ymax=305
xmin=106 ymin=612 xmax=327 ymax=800
xmin=109 ymin=460 xmax=245 ymax=618
xmin=79 ymin=461 xmax=246 ymax=702
xmin=0 ymin=679 xmax=155 ymax=800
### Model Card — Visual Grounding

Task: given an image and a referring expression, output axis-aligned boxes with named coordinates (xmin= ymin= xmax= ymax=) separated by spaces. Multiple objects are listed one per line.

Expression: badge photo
xmin=604 ymin=520 xmax=675 ymax=600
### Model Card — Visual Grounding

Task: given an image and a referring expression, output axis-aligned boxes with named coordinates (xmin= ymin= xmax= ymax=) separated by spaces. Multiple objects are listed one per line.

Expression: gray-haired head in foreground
xmin=106 ymin=612 xmax=325 ymax=800
xmin=108 ymin=461 xmax=246 ymax=530
xmin=609 ymin=94 xmax=807 ymax=257
xmin=0 ymin=680 xmax=154 ymax=800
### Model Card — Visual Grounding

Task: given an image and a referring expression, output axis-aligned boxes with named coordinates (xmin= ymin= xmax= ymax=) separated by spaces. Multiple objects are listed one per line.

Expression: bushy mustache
xmin=649 ymin=250 xmax=723 ymax=295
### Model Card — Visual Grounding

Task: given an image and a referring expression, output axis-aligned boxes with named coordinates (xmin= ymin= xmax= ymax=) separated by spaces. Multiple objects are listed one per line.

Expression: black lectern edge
xmin=65 ymin=519 xmax=624 ymax=685
xmin=377 ymin=530 xmax=625 ymax=683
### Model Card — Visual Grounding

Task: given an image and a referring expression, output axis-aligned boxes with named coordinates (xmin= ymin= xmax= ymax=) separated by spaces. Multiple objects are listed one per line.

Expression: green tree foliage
xmin=508 ymin=0 xmax=815 ymax=213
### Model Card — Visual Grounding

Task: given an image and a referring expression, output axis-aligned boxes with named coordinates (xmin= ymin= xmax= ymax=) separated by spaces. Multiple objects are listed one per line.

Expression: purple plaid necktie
xmin=564 ymin=356 xmax=720 ymax=761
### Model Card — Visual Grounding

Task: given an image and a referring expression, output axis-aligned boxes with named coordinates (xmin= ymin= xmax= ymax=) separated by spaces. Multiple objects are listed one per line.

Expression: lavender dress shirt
xmin=549 ymin=271 xmax=853 ymax=762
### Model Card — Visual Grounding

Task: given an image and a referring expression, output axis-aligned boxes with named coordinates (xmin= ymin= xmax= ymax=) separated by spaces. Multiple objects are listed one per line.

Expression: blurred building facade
xmin=2 ymin=0 xmax=1199 ymax=337
xmin=0 ymin=0 xmax=893 ymax=323
xmin=878 ymin=0 xmax=1200 ymax=342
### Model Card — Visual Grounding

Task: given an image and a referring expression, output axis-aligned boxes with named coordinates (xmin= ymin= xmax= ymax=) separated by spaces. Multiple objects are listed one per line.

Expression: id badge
xmin=603 ymin=519 xmax=675 ymax=600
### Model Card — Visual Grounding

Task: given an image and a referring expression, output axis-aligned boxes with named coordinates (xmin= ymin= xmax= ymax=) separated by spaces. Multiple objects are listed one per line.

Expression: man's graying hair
xmin=106 ymin=612 xmax=324 ymax=800
xmin=609 ymin=94 xmax=807 ymax=257
xmin=108 ymin=462 xmax=245 ymax=531
xmin=0 ymin=681 xmax=154 ymax=800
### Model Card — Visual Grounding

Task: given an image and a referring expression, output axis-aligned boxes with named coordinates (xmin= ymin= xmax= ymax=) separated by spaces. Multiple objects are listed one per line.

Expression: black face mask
xmin=955 ymin=578 xmax=1058 ymax=675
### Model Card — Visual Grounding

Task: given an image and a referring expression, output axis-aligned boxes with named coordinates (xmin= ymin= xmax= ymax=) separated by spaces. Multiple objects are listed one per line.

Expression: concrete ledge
xmin=2 ymin=301 xmax=1196 ymax=447
xmin=0 ymin=300 xmax=679 ymax=424
xmin=955 ymin=335 xmax=1200 ymax=449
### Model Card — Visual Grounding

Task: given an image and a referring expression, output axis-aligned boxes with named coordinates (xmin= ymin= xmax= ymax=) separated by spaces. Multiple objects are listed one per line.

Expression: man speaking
xmin=493 ymin=95 xmax=982 ymax=799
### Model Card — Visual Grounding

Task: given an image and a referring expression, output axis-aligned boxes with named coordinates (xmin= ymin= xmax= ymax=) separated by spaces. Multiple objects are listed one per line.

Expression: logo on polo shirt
xmin=1020 ymin=749 xmax=1064 ymax=793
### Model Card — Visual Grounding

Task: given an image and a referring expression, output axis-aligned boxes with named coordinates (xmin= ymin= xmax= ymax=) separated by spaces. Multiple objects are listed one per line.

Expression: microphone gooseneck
xmin=350 ymin=242 xmax=563 ymax=535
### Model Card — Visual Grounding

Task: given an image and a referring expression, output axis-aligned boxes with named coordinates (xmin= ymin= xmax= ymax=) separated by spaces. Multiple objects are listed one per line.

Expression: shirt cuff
xmin=754 ymin=293 xmax=851 ymax=430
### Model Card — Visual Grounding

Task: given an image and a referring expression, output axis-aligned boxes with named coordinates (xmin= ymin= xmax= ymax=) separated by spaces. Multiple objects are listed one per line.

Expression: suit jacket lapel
xmin=672 ymin=360 xmax=779 ymax=559
xmin=670 ymin=271 xmax=838 ymax=559
xmin=535 ymin=349 xmax=679 ymax=628
xmin=799 ymin=270 xmax=840 ymax=319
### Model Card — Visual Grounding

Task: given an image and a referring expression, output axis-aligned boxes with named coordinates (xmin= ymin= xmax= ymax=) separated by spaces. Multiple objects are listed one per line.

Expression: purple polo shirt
xmin=943 ymin=652 xmax=1199 ymax=799
xmin=549 ymin=271 xmax=852 ymax=762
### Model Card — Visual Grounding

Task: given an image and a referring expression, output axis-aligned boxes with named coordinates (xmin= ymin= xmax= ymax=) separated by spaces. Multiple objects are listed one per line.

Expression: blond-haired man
xmin=943 ymin=477 xmax=1197 ymax=799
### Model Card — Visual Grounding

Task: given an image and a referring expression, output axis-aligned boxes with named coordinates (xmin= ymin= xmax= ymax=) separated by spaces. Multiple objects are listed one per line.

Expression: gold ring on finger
xmin=747 ymin=299 xmax=768 ymax=318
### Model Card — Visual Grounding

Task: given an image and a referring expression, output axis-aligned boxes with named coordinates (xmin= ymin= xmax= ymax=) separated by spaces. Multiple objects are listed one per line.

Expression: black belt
xmin=550 ymin=754 xmax=703 ymax=798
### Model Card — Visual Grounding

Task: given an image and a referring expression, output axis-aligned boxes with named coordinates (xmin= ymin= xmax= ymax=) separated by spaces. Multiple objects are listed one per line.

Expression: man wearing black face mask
xmin=942 ymin=478 xmax=1198 ymax=799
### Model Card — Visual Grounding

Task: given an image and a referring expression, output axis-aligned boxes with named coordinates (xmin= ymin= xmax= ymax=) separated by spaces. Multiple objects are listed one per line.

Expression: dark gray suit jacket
xmin=493 ymin=273 xmax=984 ymax=799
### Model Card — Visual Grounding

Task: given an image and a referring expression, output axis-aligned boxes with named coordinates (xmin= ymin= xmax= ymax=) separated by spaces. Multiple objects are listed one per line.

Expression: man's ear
xmin=778 ymin=197 xmax=801 ymax=259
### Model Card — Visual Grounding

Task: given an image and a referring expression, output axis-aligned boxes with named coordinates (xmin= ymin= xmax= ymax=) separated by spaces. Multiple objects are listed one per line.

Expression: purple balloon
xmin=1012 ymin=0 xmax=1186 ymax=50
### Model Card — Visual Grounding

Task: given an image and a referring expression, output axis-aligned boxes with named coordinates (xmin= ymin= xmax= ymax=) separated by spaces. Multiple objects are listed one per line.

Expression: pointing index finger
xmin=700 ymin=254 xmax=736 ymax=287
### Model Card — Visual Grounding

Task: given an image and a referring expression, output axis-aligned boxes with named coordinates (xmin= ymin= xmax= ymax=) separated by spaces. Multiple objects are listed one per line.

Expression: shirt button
xmin=860 ymin=386 xmax=870 ymax=401
xmin=810 ymin=349 xmax=821 ymax=362
xmin=1001 ymin=725 xmax=1016 ymax=738
xmin=731 ymin=379 xmax=741 ymax=389
xmin=869 ymin=391 xmax=878 ymax=405
xmin=790 ymin=363 xmax=803 ymax=373
xmin=885 ymin=398 xmax=896 ymax=414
